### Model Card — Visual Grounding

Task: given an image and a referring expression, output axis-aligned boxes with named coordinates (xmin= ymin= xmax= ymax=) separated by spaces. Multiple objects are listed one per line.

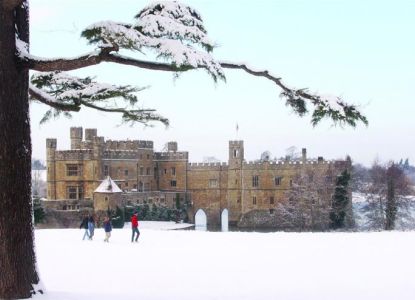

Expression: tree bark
xmin=0 ymin=2 xmax=40 ymax=298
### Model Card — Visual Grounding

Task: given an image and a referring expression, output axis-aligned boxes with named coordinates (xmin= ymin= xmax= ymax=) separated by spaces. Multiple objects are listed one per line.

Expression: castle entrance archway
xmin=195 ymin=209 xmax=207 ymax=231
xmin=221 ymin=209 xmax=229 ymax=232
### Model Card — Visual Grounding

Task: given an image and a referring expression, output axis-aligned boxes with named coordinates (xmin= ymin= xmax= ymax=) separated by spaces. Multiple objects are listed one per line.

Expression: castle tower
xmin=85 ymin=128 xmax=97 ymax=142
xmin=302 ymin=148 xmax=307 ymax=163
xmin=46 ymin=138 xmax=57 ymax=200
xmin=70 ymin=127 xmax=83 ymax=150
xmin=227 ymin=141 xmax=244 ymax=224
xmin=228 ymin=140 xmax=244 ymax=168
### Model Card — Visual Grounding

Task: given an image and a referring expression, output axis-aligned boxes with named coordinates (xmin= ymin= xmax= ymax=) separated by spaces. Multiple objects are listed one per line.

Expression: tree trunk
xmin=0 ymin=1 xmax=40 ymax=298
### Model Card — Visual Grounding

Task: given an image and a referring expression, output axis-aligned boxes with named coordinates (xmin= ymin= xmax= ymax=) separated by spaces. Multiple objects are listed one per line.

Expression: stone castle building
xmin=45 ymin=127 xmax=351 ymax=229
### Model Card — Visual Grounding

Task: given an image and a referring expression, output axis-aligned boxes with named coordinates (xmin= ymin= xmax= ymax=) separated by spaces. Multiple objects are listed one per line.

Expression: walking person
xmin=80 ymin=214 xmax=90 ymax=241
xmin=88 ymin=214 xmax=95 ymax=240
xmin=131 ymin=212 xmax=140 ymax=243
xmin=103 ymin=216 xmax=112 ymax=242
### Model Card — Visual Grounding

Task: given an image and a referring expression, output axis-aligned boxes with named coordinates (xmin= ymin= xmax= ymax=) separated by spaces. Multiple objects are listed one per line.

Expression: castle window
xmin=164 ymin=169 xmax=167 ymax=175
xmin=146 ymin=167 xmax=151 ymax=175
xmin=289 ymin=179 xmax=293 ymax=187
xmin=274 ymin=176 xmax=282 ymax=186
xmin=124 ymin=169 xmax=129 ymax=176
xmin=252 ymin=175 xmax=259 ymax=187
xmin=237 ymin=197 xmax=241 ymax=203
xmin=170 ymin=180 xmax=177 ymax=187
xmin=233 ymin=149 xmax=238 ymax=158
xmin=140 ymin=167 xmax=144 ymax=175
xmin=154 ymin=167 xmax=157 ymax=178
xmin=125 ymin=182 xmax=128 ymax=187
xmin=67 ymin=186 xmax=84 ymax=200
xmin=171 ymin=167 xmax=176 ymax=176
xmin=269 ymin=209 xmax=275 ymax=215
xmin=252 ymin=196 xmax=257 ymax=205
xmin=105 ymin=196 xmax=109 ymax=201
xmin=66 ymin=164 xmax=82 ymax=176
xmin=270 ymin=196 xmax=275 ymax=204
xmin=209 ymin=179 xmax=218 ymax=188
xmin=147 ymin=154 xmax=150 ymax=160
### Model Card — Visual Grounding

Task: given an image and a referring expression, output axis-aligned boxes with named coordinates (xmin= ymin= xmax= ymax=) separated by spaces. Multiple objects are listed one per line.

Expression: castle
xmin=45 ymin=127 xmax=351 ymax=229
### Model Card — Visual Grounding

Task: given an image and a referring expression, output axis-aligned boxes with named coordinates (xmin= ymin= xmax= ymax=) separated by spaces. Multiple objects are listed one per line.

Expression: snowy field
xmin=33 ymin=222 xmax=415 ymax=300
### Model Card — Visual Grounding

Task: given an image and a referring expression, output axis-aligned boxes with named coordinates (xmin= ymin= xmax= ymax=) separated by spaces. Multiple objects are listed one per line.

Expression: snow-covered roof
xmin=94 ymin=176 xmax=122 ymax=193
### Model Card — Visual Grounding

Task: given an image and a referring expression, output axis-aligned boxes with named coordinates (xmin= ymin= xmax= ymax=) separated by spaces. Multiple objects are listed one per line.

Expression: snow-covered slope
xmin=33 ymin=223 xmax=415 ymax=300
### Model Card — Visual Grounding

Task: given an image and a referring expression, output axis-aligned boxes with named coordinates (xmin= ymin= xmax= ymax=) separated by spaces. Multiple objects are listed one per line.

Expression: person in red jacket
xmin=131 ymin=212 xmax=140 ymax=243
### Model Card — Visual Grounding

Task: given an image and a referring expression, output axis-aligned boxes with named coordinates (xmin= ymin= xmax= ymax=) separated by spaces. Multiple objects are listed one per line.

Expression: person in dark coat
xmin=131 ymin=212 xmax=140 ymax=242
xmin=80 ymin=215 xmax=90 ymax=240
xmin=103 ymin=216 xmax=112 ymax=242
xmin=87 ymin=214 xmax=95 ymax=240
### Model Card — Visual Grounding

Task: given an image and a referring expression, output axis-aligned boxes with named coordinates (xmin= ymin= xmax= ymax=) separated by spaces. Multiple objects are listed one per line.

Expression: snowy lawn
xmin=33 ymin=222 xmax=415 ymax=300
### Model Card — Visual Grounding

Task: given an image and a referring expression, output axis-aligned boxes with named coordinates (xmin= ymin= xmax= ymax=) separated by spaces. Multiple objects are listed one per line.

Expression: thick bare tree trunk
xmin=0 ymin=1 xmax=40 ymax=298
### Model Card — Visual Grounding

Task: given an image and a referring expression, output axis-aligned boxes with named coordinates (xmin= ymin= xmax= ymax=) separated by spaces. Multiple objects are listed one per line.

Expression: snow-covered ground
xmin=33 ymin=222 xmax=415 ymax=300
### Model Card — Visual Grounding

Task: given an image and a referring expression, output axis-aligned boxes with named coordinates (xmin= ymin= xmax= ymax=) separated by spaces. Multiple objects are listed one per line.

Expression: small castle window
xmin=274 ymin=177 xmax=282 ymax=186
xmin=125 ymin=182 xmax=128 ymax=187
xmin=170 ymin=180 xmax=177 ymax=187
xmin=233 ymin=149 xmax=238 ymax=158
xmin=124 ymin=169 xmax=129 ymax=176
xmin=269 ymin=209 xmax=275 ymax=215
xmin=252 ymin=175 xmax=259 ymax=187
xmin=209 ymin=179 xmax=218 ymax=188
xmin=140 ymin=167 xmax=144 ymax=175
xmin=289 ymin=179 xmax=293 ymax=187
xmin=105 ymin=196 xmax=109 ymax=201
xmin=252 ymin=196 xmax=257 ymax=205
xmin=171 ymin=167 xmax=176 ymax=176
xmin=104 ymin=165 xmax=109 ymax=176
xmin=147 ymin=154 xmax=150 ymax=160
xmin=67 ymin=186 xmax=83 ymax=200
xmin=66 ymin=164 xmax=82 ymax=176
xmin=146 ymin=167 xmax=151 ymax=175
xmin=237 ymin=197 xmax=241 ymax=203
xmin=270 ymin=196 xmax=275 ymax=205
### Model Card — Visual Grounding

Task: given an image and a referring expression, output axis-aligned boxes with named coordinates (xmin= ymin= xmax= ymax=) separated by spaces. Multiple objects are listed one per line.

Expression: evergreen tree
xmin=111 ymin=206 xmax=125 ymax=229
xmin=32 ymin=197 xmax=45 ymax=225
xmin=0 ymin=1 xmax=368 ymax=297
xmin=330 ymin=170 xmax=351 ymax=229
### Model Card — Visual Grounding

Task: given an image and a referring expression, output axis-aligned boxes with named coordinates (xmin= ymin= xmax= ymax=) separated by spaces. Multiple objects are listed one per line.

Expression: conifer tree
xmin=0 ymin=1 xmax=368 ymax=298
xmin=330 ymin=170 xmax=351 ymax=229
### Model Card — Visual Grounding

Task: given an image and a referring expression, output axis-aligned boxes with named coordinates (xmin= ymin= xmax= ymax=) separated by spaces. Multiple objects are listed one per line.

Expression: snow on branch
xmin=81 ymin=1 xmax=224 ymax=81
xmin=221 ymin=62 xmax=368 ymax=127
xmin=29 ymin=71 xmax=168 ymax=126
xmin=19 ymin=1 xmax=368 ymax=127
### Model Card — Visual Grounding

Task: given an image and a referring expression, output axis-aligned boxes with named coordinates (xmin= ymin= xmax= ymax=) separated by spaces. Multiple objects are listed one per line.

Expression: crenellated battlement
xmin=187 ymin=162 xmax=228 ymax=170
xmin=104 ymin=140 xmax=153 ymax=150
xmin=240 ymin=158 xmax=340 ymax=170
xmin=54 ymin=149 xmax=94 ymax=161
xmin=154 ymin=151 xmax=188 ymax=161
xmin=102 ymin=150 xmax=143 ymax=160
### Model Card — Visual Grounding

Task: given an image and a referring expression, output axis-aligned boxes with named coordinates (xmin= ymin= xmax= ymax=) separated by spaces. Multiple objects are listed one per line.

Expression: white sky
xmin=29 ymin=0 xmax=415 ymax=166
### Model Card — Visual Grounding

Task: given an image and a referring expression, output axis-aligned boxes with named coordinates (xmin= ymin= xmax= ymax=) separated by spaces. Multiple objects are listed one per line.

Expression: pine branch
xmin=29 ymin=84 xmax=81 ymax=112
xmin=18 ymin=0 xmax=368 ymax=127
xmin=29 ymin=71 xmax=168 ymax=126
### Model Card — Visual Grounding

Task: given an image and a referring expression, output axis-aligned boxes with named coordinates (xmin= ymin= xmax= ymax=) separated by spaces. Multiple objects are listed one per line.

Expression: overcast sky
xmin=29 ymin=0 xmax=415 ymax=166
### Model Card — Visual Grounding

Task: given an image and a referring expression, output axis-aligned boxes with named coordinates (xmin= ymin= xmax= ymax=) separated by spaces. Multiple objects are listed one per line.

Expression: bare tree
xmin=281 ymin=169 xmax=332 ymax=231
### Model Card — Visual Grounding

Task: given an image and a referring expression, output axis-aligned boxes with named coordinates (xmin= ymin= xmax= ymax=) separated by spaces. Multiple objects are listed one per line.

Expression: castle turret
xmin=302 ymin=148 xmax=307 ymax=163
xmin=70 ymin=127 xmax=83 ymax=150
xmin=46 ymin=138 xmax=57 ymax=200
xmin=167 ymin=141 xmax=178 ymax=152
xmin=85 ymin=128 xmax=97 ymax=142
xmin=229 ymin=140 xmax=244 ymax=168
